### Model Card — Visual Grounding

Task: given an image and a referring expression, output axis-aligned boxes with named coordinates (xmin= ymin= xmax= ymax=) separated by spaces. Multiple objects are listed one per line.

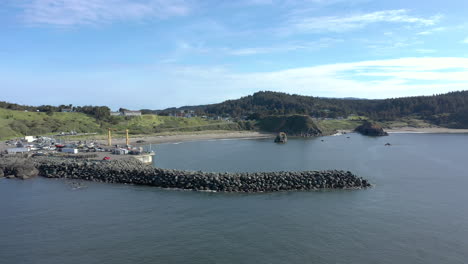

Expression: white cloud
xmin=281 ymin=9 xmax=441 ymax=34
xmin=228 ymin=38 xmax=342 ymax=55
xmin=243 ymin=0 xmax=274 ymax=5
xmin=19 ymin=0 xmax=190 ymax=26
xmin=243 ymin=0 xmax=339 ymax=5
xmin=144 ymin=57 xmax=468 ymax=107
xmin=415 ymin=49 xmax=436 ymax=54
xmin=157 ymin=38 xmax=342 ymax=62
xmin=463 ymin=37 xmax=468 ymax=44
xmin=3 ymin=57 xmax=467 ymax=108
xmin=417 ymin=27 xmax=446 ymax=35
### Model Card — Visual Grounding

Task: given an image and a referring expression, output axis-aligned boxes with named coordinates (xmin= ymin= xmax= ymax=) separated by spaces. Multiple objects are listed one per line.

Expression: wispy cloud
xmin=18 ymin=0 xmax=190 ymax=26
xmin=243 ymin=0 xmax=274 ymax=5
xmin=145 ymin=57 xmax=468 ymax=106
xmin=243 ymin=0 xmax=338 ymax=6
xmin=157 ymin=38 xmax=342 ymax=62
xmin=417 ymin=27 xmax=446 ymax=35
xmin=281 ymin=9 xmax=441 ymax=35
xmin=415 ymin=49 xmax=436 ymax=54
xmin=463 ymin=37 xmax=468 ymax=44
xmin=3 ymin=57 xmax=467 ymax=108
xmin=228 ymin=38 xmax=342 ymax=55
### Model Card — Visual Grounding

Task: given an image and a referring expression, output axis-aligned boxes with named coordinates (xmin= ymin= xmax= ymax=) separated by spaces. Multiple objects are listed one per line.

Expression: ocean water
xmin=1 ymin=133 xmax=468 ymax=264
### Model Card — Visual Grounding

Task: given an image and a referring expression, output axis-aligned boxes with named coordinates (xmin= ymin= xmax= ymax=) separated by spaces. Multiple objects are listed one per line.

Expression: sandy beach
xmin=3 ymin=127 xmax=468 ymax=153
xmin=386 ymin=127 xmax=468 ymax=134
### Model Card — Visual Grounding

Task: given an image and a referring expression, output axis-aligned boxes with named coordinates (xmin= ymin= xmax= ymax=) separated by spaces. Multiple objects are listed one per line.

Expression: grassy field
xmin=0 ymin=108 xmax=101 ymax=139
xmin=109 ymin=115 xmax=237 ymax=134
xmin=317 ymin=115 xmax=435 ymax=134
xmin=0 ymin=108 xmax=441 ymax=141
xmin=316 ymin=118 xmax=365 ymax=135
xmin=0 ymin=108 xmax=240 ymax=140
xmin=377 ymin=116 xmax=434 ymax=129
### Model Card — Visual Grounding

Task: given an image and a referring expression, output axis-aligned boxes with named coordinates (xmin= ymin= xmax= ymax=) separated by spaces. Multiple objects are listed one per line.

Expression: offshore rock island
xmin=2 ymin=156 xmax=371 ymax=192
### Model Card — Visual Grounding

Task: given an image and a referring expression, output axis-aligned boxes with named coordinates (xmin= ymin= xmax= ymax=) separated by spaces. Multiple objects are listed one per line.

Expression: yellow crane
xmin=107 ymin=128 xmax=130 ymax=146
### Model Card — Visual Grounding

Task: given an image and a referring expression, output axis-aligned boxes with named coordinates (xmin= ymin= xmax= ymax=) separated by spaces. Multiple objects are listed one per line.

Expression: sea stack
xmin=355 ymin=121 xmax=388 ymax=136
xmin=274 ymin=132 xmax=288 ymax=143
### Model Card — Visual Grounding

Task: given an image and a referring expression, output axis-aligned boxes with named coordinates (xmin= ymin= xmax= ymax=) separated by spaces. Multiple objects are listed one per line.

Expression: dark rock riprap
xmin=0 ymin=157 xmax=39 ymax=179
xmin=32 ymin=157 xmax=371 ymax=192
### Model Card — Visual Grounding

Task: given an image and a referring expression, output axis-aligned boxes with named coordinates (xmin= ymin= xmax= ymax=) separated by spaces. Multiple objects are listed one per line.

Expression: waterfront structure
xmin=62 ymin=148 xmax=78 ymax=154
xmin=7 ymin=148 xmax=30 ymax=154
xmin=112 ymin=148 xmax=129 ymax=155
xmin=123 ymin=111 xmax=141 ymax=116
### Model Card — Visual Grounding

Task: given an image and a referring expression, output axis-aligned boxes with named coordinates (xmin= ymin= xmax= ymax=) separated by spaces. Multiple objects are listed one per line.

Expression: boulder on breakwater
xmin=32 ymin=157 xmax=371 ymax=192
xmin=0 ymin=157 xmax=39 ymax=180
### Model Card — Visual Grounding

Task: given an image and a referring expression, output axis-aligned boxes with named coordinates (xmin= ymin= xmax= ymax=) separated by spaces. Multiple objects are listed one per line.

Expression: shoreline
xmin=101 ymin=131 xmax=275 ymax=147
xmin=2 ymin=127 xmax=468 ymax=153
xmin=386 ymin=127 xmax=468 ymax=134
xmin=0 ymin=131 xmax=274 ymax=153
xmin=336 ymin=127 xmax=468 ymax=135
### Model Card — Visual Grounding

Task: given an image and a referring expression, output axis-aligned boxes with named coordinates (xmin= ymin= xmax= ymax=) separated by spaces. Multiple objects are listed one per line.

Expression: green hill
xmin=3 ymin=89 xmax=468 ymax=140
xmin=0 ymin=108 xmax=241 ymax=140
xmin=0 ymin=108 xmax=101 ymax=139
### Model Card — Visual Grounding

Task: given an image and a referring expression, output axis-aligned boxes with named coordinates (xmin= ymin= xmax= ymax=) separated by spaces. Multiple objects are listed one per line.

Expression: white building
xmin=111 ymin=110 xmax=142 ymax=116
xmin=24 ymin=136 xmax=35 ymax=143
xmin=123 ymin=111 xmax=141 ymax=116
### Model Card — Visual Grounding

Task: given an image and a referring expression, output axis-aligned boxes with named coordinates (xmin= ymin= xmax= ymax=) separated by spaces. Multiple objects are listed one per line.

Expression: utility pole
xmin=126 ymin=129 xmax=130 ymax=146
xmin=108 ymin=128 xmax=112 ymax=146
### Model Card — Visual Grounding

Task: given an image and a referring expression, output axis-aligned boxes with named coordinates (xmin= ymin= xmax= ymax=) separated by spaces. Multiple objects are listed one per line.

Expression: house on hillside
xmin=110 ymin=110 xmax=142 ymax=116
xmin=123 ymin=110 xmax=141 ymax=116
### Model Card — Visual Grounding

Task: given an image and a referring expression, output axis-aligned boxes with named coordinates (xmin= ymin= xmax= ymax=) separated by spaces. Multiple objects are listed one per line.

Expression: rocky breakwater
xmin=34 ymin=157 xmax=371 ymax=192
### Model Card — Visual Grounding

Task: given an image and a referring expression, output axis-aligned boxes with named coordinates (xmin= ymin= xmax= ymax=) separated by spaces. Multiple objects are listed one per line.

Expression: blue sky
xmin=1 ymin=0 xmax=468 ymax=110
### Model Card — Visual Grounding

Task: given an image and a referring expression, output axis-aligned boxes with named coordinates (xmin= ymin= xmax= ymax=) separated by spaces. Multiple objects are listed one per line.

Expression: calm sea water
xmin=1 ymin=133 xmax=468 ymax=264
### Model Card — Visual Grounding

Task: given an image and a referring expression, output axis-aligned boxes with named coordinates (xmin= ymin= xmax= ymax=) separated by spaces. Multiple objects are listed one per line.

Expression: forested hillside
xmin=163 ymin=91 xmax=468 ymax=128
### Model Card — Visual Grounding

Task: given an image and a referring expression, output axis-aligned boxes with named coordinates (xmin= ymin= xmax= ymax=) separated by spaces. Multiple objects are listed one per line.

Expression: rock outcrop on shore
xmin=31 ymin=157 xmax=371 ymax=192
xmin=259 ymin=115 xmax=323 ymax=137
xmin=355 ymin=121 xmax=389 ymax=136
xmin=0 ymin=157 xmax=39 ymax=179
